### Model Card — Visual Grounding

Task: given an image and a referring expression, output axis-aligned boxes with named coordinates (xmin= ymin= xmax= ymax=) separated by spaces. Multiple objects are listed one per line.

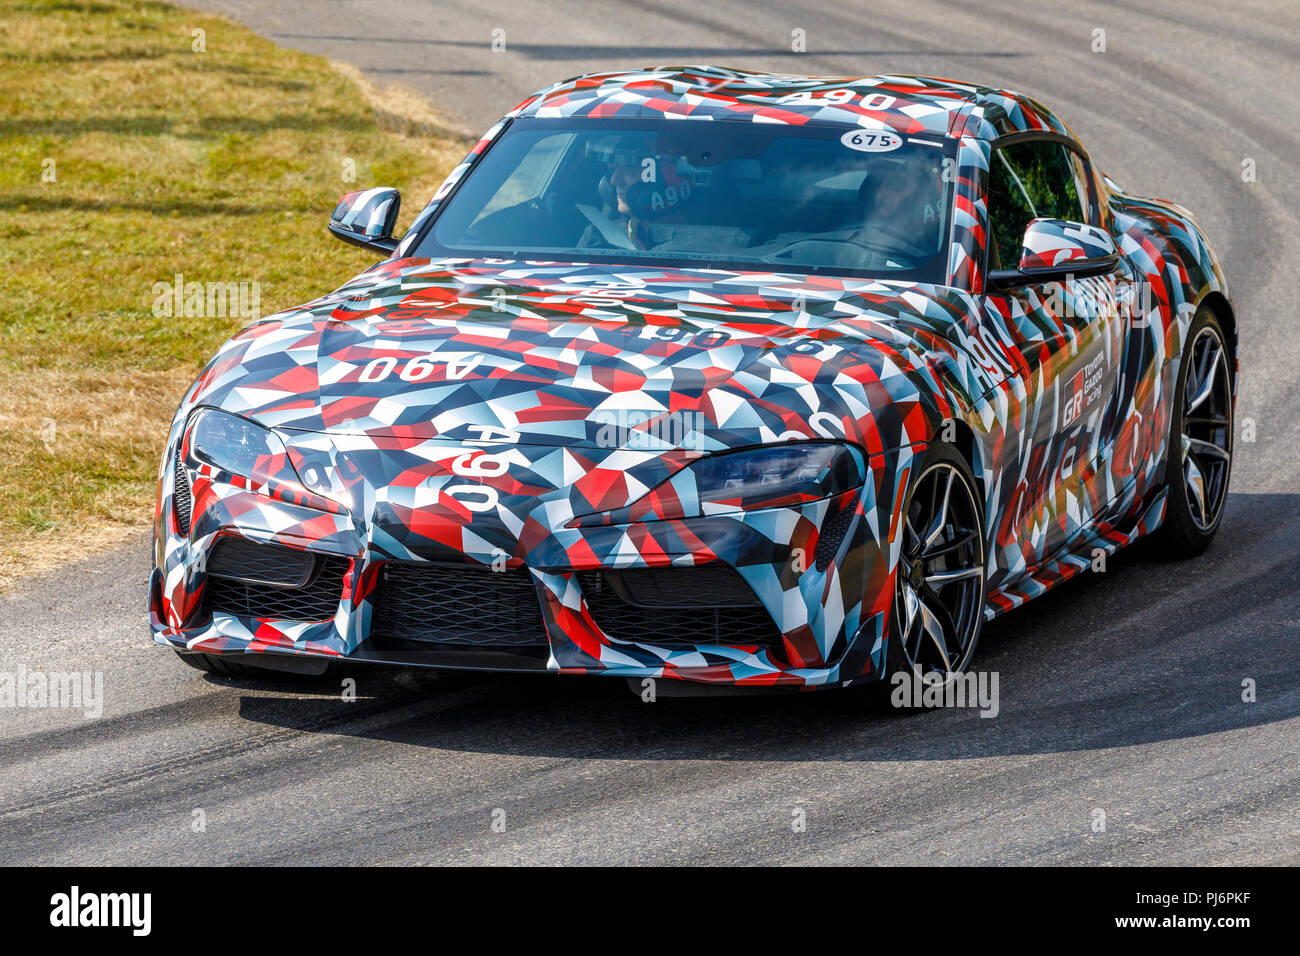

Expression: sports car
xmin=150 ymin=67 xmax=1237 ymax=690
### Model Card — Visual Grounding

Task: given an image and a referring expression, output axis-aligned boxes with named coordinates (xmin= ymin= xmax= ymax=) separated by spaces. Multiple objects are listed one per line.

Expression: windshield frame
xmin=407 ymin=117 xmax=960 ymax=283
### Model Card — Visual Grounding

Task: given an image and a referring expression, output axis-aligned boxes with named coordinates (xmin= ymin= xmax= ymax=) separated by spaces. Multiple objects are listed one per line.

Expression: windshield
xmin=412 ymin=118 xmax=957 ymax=282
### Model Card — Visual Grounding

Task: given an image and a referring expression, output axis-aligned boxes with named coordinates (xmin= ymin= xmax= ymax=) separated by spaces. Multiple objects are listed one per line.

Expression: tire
xmin=1152 ymin=308 xmax=1234 ymax=558
xmin=880 ymin=441 xmax=988 ymax=697
xmin=173 ymin=649 xmax=329 ymax=679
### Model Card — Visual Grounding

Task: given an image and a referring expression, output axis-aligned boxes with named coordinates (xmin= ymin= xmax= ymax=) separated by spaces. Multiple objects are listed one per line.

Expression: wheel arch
xmin=1195 ymin=290 xmax=1239 ymax=389
xmin=929 ymin=418 xmax=994 ymax=563
xmin=940 ymin=419 xmax=988 ymax=509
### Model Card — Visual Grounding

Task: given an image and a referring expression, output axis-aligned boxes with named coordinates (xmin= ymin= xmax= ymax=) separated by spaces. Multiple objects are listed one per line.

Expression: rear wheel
xmin=1154 ymin=310 xmax=1233 ymax=557
xmin=883 ymin=443 xmax=987 ymax=690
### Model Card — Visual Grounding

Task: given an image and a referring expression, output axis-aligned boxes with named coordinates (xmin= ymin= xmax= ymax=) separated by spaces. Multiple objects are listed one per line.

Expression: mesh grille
xmin=372 ymin=563 xmax=549 ymax=647
xmin=814 ymin=503 xmax=856 ymax=572
xmin=598 ymin=566 xmax=763 ymax=608
xmin=208 ymin=536 xmax=316 ymax=587
xmin=173 ymin=445 xmax=192 ymax=536
xmin=578 ymin=566 xmax=781 ymax=649
xmin=203 ymin=541 xmax=347 ymax=621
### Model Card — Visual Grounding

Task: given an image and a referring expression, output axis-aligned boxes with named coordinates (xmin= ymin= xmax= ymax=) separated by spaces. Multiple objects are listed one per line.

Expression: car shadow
xmin=232 ymin=491 xmax=1299 ymax=762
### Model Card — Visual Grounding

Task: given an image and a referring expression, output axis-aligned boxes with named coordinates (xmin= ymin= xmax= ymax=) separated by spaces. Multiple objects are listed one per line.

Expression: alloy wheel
xmin=894 ymin=460 xmax=986 ymax=681
xmin=1180 ymin=325 xmax=1233 ymax=531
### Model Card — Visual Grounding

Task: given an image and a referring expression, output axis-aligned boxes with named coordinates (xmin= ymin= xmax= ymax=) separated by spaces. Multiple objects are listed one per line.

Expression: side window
xmin=986 ymin=141 xmax=1086 ymax=269
xmin=468 ymin=131 xmax=573 ymax=224
xmin=1065 ymin=149 xmax=1102 ymax=224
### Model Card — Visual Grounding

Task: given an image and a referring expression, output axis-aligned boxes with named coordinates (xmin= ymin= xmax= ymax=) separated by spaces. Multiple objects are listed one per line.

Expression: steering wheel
xmin=860 ymin=222 xmax=935 ymax=261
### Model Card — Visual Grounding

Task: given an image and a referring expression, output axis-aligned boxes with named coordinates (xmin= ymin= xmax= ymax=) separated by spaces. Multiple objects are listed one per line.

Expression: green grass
xmin=0 ymin=0 xmax=468 ymax=587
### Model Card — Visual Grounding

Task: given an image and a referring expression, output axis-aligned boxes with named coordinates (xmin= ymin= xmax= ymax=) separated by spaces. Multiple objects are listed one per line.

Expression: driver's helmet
xmin=586 ymin=132 xmax=695 ymax=221
xmin=584 ymin=132 xmax=657 ymax=170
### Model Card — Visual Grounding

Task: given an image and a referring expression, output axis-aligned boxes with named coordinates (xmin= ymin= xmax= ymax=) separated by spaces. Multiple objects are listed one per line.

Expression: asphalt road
xmin=2 ymin=0 xmax=1297 ymax=865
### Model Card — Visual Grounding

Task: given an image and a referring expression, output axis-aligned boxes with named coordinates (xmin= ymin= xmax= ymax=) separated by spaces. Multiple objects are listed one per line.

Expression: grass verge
xmin=0 ymin=0 xmax=469 ymax=589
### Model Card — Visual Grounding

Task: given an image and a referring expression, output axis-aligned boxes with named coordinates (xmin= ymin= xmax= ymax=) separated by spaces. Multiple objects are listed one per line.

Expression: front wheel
xmin=883 ymin=443 xmax=987 ymax=689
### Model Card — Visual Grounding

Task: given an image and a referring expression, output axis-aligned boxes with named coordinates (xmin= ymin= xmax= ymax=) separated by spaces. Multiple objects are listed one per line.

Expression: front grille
xmin=173 ymin=444 xmax=192 ymax=535
xmin=372 ymin=563 xmax=549 ymax=647
xmin=202 ymin=539 xmax=347 ymax=621
xmin=578 ymin=565 xmax=782 ymax=649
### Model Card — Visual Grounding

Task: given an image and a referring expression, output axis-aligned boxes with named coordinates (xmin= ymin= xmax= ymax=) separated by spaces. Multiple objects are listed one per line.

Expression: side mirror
xmin=989 ymin=218 xmax=1118 ymax=290
xmin=328 ymin=187 xmax=401 ymax=255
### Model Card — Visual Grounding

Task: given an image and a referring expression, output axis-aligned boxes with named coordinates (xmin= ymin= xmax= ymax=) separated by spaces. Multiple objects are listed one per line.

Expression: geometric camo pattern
xmin=151 ymin=69 xmax=1236 ymax=688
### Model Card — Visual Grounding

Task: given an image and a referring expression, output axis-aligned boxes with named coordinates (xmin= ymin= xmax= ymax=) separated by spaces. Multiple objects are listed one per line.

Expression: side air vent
xmin=202 ymin=538 xmax=346 ymax=621
xmin=207 ymin=536 xmax=317 ymax=588
xmin=173 ymin=444 xmax=192 ymax=536
xmin=814 ymin=502 xmax=857 ymax=572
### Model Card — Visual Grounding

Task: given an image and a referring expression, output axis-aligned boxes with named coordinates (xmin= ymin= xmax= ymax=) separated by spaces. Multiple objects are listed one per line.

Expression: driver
xmin=580 ymin=133 xmax=694 ymax=250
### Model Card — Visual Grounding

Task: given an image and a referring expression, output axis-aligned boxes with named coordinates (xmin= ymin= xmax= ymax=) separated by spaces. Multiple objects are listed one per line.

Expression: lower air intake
xmin=203 ymin=538 xmax=347 ymax=621
xmin=578 ymin=565 xmax=782 ymax=649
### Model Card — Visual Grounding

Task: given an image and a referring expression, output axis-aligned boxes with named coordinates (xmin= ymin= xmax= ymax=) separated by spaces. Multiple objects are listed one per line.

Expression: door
xmin=981 ymin=138 xmax=1123 ymax=569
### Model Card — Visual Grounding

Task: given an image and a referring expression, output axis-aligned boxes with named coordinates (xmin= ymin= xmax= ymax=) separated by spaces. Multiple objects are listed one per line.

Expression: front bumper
xmin=151 ymin=434 xmax=918 ymax=689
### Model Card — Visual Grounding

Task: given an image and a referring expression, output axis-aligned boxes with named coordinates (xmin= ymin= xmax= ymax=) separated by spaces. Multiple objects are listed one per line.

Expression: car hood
xmin=186 ymin=259 xmax=987 ymax=456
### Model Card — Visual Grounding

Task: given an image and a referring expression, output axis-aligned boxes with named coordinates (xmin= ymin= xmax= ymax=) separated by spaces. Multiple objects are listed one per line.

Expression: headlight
xmin=186 ymin=408 xmax=297 ymax=484
xmin=576 ymin=441 xmax=864 ymax=526
xmin=681 ymin=442 xmax=864 ymax=513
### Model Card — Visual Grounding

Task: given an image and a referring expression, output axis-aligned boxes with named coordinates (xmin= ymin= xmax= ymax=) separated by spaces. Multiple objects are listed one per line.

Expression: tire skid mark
xmin=0 ymin=678 xmax=496 ymax=821
xmin=2 ymin=689 xmax=237 ymax=767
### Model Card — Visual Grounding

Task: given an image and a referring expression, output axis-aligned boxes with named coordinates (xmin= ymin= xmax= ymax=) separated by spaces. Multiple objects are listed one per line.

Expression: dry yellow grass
xmin=0 ymin=0 xmax=470 ymax=590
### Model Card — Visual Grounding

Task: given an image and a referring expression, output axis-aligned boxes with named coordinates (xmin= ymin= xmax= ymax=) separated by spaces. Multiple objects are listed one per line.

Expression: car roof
xmin=511 ymin=66 xmax=1074 ymax=141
